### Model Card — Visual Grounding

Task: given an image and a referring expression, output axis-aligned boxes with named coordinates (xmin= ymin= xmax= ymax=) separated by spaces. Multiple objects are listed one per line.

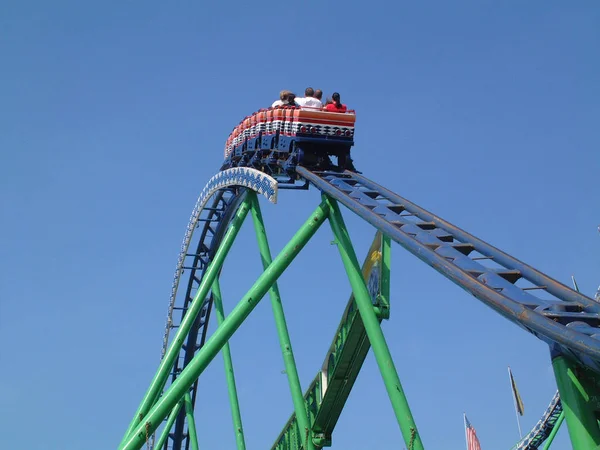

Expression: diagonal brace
xmin=119 ymin=195 xmax=253 ymax=447
xmin=212 ymin=279 xmax=246 ymax=450
xmin=250 ymin=193 xmax=316 ymax=450
xmin=325 ymin=195 xmax=424 ymax=450
xmin=184 ymin=392 xmax=199 ymax=450
xmin=154 ymin=399 xmax=183 ymax=450
xmin=120 ymin=199 xmax=330 ymax=450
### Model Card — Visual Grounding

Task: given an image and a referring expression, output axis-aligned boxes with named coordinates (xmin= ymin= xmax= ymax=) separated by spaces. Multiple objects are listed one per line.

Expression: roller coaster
xmin=118 ymin=108 xmax=600 ymax=450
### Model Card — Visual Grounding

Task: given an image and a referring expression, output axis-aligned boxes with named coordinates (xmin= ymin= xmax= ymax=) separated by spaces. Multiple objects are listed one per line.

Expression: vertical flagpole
xmin=572 ymin=275 xmax=579 ymax=292
xmin=508 ymin=367 xmax=523 ymax=438
xmin=464 ymin=413 xmax=468 ymax=450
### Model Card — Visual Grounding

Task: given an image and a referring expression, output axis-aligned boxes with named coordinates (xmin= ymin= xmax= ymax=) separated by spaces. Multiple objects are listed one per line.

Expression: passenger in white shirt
xmin=295 ymin=87 xmax=323 ymax=109
xmin=272 ymin=90 xmax=293 ymax=107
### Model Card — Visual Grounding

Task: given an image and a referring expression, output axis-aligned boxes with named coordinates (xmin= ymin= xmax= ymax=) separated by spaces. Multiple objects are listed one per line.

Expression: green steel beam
xmin=380 ymin=235 xmax=391 ymax=315
xmin=250 ymin=193 xmax=316 ymax=450
xmin=272 ymin=376 xmax=324 ymax=450
xmin=271 ymin=372 xmax=324 ymax=449
xmin=119 ymin=195 xmax=252 ymax=448
xmin=312 ymin=301 xmax=376 ymax=442
xmin=552 ymin=355 xmax=600 ymax=449
xmin=212 ymin=279 xmax=246 ymax=450
xmin=271 ymin=232 xmax=387 ymax=449
xmin=542 ymin=410 xmax=565 ymax=450
xmin=120 ymin=200 xmax=330 ymax=450
xmin=184 ymin=392 xmax=200 ymax=450
xmin=312 ymin=232 xmax=389 ymax=442
xmin=325 ymin=195 xmax=424 ymax=450
xmin=154 ymin=400 xmax=183 ymax=450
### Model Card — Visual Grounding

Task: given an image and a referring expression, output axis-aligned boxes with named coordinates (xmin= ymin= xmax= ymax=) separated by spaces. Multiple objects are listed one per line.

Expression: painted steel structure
xmin=119 ymin=156 xmax=600 ymax=449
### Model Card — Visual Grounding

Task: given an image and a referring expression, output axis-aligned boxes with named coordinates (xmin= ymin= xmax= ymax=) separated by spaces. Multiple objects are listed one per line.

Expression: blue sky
xmin=1 ymin=1 xmax=599 ymax=449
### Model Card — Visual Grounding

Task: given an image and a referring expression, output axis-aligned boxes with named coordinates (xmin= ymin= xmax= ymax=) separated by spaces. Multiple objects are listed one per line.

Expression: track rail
xmin=515 ymin=391 xmax=562 ymax=449
xmin=159 ymin=168 xmax=278 ymax=450
xmin=168 ymin=190 xmax=244 ymax=450
xmin=296 ymin=167 xmax=600 ymax=372
xmin=155 ymin=164 xmax=595 ymax=449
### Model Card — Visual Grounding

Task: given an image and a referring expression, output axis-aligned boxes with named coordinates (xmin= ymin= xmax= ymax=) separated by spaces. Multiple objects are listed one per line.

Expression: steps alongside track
xmin=297 ymin=167 xmax=600 ymax=373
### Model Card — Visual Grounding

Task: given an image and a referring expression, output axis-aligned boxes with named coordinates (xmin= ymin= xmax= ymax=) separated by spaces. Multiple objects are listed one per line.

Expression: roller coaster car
xmin=222 ymin=106 xmax=357 ymax=173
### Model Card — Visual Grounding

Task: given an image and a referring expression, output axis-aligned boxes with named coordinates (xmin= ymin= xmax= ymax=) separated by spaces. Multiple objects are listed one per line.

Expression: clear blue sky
xmin=1 ymin=1 xmax=599 ymax=449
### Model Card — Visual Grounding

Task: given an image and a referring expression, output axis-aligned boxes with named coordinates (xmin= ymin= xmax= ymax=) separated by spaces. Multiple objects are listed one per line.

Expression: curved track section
xmin=297 ymin=167 xmax=600 ymax=372
xmin=156 ymin=164 xmax=591 ymax=449
xmin=514 ymin=391 xmax=562 ymax=449
xmin=160 ymin=168 xmax=278 ymax=450
xmin=161 ymin=168 xmax=278 ymax=360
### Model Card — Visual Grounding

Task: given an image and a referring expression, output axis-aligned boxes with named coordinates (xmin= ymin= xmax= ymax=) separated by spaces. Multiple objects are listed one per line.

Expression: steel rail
xmin=350 ymin=172 xmax=600 ymax=313
xmin=127 ymin=167 xmax=278 ymax=450
xmin=296 ymin=167 xmax=600 ymax=372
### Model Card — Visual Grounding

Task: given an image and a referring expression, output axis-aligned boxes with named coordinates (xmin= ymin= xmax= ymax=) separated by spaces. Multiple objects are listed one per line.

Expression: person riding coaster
xmin=222 ymin=90 xmax=357 ymax=173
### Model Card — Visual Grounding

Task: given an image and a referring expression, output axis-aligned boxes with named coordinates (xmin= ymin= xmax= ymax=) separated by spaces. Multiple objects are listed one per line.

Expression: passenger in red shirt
xmin=324 ymin=92 xmax=347 ymax=112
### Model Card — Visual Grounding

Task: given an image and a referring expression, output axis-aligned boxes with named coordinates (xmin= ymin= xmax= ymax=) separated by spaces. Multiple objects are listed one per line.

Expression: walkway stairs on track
xmin=297 ymin=167 xmax=600 ymax=374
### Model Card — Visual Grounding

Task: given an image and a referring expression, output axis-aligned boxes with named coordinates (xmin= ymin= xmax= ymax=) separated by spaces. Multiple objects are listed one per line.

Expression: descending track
xmin=514 ymin=391 xmax=563 ymax=450
xmin=157 ymin=168 xmax=278 ymax=450
xmin=297 ymin=168 xmax=600 ymax=372
xmin=163 ymin=189 xmax=243 ymax=450
xmin=123 ymin=164 xmax=599 ymax=450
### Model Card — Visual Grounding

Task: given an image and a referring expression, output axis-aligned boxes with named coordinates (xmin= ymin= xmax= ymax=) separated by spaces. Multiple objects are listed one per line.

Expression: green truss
xmin=119 ymin=190 xmax=600 ymax=450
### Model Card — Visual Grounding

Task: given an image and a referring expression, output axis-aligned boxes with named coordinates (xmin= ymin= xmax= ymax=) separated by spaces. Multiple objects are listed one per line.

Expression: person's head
xmin=325 ymin=97 xmax=333 ymax=105
xmin=332 ymin=92 xmax=341 ymax=107
xmin=287 ymin=92 xmax=296 ymax=105
xmin=314 ymin=89 xmax=323 ymax=100
xmin=304 ymin=87 xmax=315 ymax=97
xmin=279 ymin=90 xmax=291 ymax=101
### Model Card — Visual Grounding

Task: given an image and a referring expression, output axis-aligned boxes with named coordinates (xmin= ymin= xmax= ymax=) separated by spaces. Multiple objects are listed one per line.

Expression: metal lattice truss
xmin=515 ymin=391 xmax=563 ymax=450
xmin=161 ymin=168 xmax=278 ymax=360
xmin=118 ymin=166 xmax=600 ymax=450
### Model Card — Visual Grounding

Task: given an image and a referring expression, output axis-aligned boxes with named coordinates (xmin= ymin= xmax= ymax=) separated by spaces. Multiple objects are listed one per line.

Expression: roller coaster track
xmin=121 ymin=165 xmax=600 ymax=450
xmin=514 ymin=391 xmax=563 ymax=450
xmin=161 ymin=189 xmax=244 ymax=450
xmin=297 ymin=168 xmax=600 ymax=371
xmin=156 ymin=168 xmax=277 ymax=450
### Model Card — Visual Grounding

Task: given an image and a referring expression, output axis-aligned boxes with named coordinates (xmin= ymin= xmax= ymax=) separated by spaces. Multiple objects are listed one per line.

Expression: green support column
xmin=184 ymin=392 xmax=200 ymax=450
xmin=154 ymin=400 xmax=183 ymax=450
xmin=379 ymin=235 xmax=391 ymax=318
xmin=121 ymin=200 xmax=330 ymax=450
xmin=542 ymin=410 xmax=565 ymax=450
xmin=552 ymin=355 xmax=600 ymax=449
xmin=250 ymin=193 xmax=316 ymax=450
xmin=325 ymin=196 xmax=424 ymax=450
xmin=119 ymin=196 xmax=252 ymax=448
xmin=212 ymin=279 xmax=247 ymax=450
